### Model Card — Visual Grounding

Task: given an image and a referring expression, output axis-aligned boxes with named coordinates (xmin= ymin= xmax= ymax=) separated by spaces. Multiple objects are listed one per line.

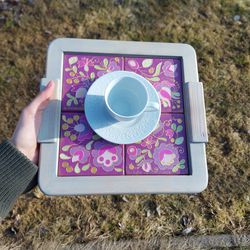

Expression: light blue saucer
xmin=84 ymin=71 xmax=161 ymax=144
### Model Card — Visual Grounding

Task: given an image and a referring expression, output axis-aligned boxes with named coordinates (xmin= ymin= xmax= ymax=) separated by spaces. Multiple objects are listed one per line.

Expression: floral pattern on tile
xmin=62 ymin=54 xmax=123 ymax=111
xmin=125 ymin=57 xmax=183 ymax=113
xmin=125 ymin=114 xmax=188 ymax=175
xmin=58 ymin=113 xmax=124 ymax=176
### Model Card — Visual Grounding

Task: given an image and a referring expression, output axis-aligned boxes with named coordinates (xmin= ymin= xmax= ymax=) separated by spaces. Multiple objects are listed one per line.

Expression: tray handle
xmin=38 ymin=78 xmax=60 ymax=143
xmin=183 ymin=82 xmax=208 ymax=143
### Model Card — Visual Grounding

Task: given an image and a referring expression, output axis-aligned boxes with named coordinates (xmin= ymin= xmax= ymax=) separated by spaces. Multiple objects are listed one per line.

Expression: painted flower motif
xmin=154 ymin=81 xmax=176 ymax=108
xmin=62 ymin=115 xmax=93 ymax=142
xmin=70 ymin=146 xmax=90 ymax=164
xmin=141 ymin=136 xmax=156 ymax=149
xmin=159 ymin=86 xmax=171 ymax=103
xmin=139 ymin=160 xmax=153 ymax=173
xmin=127 ymin=146 xmax=141 ymax=160
xmin=162 ymin=61 xmax=178 ymax=78
xmin=97 ymin=60 xmax=121 ymax=77
xmin=64 ymin=79 xmax=93 ymax=108
xmin=153 ymin=143 xmax=179 ymax=170
xmin=71 ymin=79 xmax=92 ymax=99
xmin=165 ymin=129 xmax=174 ymax=139
xmin=77 ymin=57 xmax=95 ymax=71
xmin=92 ymin=142 xmax=122 ymax=172
xmin=75 ymin=123 xmax=92 ymax=141
xmin=127 ymin=59 xmax=140 ymax=69
xmin=75 ymin=87 xmax=87 ymax=99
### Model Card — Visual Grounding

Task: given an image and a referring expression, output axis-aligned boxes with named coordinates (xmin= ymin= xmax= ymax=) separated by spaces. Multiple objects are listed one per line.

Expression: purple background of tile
xmin=125 ymin=57 xmax=183 ymax=113
xmin=58 ymin=113 xmax=124 ymax=176
xmin=125 ymin=114 xmax=188 ymax=175
xmin=59 ymin=53 xmax=189 ymax=176
xmin=62 ymin=54 xmax=124 ymax=111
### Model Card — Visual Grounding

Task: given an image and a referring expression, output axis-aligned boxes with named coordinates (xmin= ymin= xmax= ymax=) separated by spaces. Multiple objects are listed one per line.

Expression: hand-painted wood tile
xmin=125 ymin=57 xmax=183 ymax=113
xmin=125 ymin=114 xmax=188 ymax=175
xmin=62 ymin=54 xmax=123 ymax=111
xmin=58 ymin=113 xmax=124 ymax=176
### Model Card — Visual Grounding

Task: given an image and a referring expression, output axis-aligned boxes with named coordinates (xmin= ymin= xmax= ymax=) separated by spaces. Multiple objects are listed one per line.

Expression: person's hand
xmin=10 ymin=81 xmax=54 ymax=165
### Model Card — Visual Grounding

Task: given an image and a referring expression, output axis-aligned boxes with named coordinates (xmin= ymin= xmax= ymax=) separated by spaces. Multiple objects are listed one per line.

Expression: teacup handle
xmin=145 ymin=101 xmax=160 ymax=112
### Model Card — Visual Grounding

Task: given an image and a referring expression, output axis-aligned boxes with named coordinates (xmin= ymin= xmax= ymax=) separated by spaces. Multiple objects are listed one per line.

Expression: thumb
xmin=28 ymin=80 xmax=55 ymax=114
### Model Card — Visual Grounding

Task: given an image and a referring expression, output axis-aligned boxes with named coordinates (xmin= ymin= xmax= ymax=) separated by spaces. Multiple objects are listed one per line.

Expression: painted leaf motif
xmin=82 ymin=164 xmax=90 ymax=171
xmin=172 ymin=92 xmax=180 ymax=97
xmin=62 ymin=145 xmax=71 ymax=152
xmin=175 ymin=137 xmax=184 ymax=145
xmin=60 ymin=153 xmax=71 ymax=160
xmin=72 ymin=65 xmax=77 ymax=73
xmin=142 ymin=59 xmax=153 ymax=68
xmin=171 ymin=123 xmax=177 ymax=131
xmin=65 ymin=67 xmax=72 ymax=72
xmin=94 ymin=65 xmax=106 ymax=70
xmin=179 ymin=159 xmax=185 ymax=165
xmin=84 ymin=64 xmax=89 ymax=72
xmin=90 ymin=72 xmax=95 ymax=80
xmin=74 ymin=163 xmax=81 ymax=174
xmin=103 ymin=58 xmax=109 ymax=67
xmin=159 ymin=137 xmax=167 ymax=141
xmin=62 ymin=115 xmax=67 ymax=122
xmin=79 ymin=71 xmax=84 ymax=76
xmin=135 ymin=155 xmax=144 ymax=164
xmin=66 ymin=99 xmax=72 ymax=106
xmin=172 ymin=165 xmax=179 ymax=173
xmin=155 ymin=140 xmax=159 ymax=147
xmin=141 ymin=149 xmax=148 ymax=154
xmin=68 ymin=56 xmax=78 ymax=65
xmin=172 ymin=92 xmax=180 ymax=100
xmin=153 ymin=62 xmax=162 ymax=77
xmin=148 ymin=151 xmax=153 ymax=158
xmin=115 ymin=168 xmax=123 ymax=172
xmin=66 ymin=93 xmax=74 ymax=98
xmin=176 ymin=125 xmax=183 ymax=133
xmin=179 ymin=164 xmax=185 ymax=169
xmin=146 ymin=76 xmax=160 ymax=82
xmin=73 ymin=97 xmax=78 ymax=105
xmin=86 ymin=141 xmax=94 ymax=150
xmin=92 ymin=134 xmax=100 ymax=140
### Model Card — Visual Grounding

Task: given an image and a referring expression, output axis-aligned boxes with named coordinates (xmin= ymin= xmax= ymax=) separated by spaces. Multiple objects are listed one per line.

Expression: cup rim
xmin=104 ymin=76 xmax=149 ymax=119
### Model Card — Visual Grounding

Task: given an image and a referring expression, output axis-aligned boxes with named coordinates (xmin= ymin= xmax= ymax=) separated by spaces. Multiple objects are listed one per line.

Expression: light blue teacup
xmin=104 ymin=76 xmax=160 ymax=122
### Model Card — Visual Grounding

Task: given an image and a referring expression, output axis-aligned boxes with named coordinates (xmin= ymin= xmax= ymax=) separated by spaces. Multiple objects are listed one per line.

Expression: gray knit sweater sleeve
xmin=0 ymin=140 xmax=38 ymax=219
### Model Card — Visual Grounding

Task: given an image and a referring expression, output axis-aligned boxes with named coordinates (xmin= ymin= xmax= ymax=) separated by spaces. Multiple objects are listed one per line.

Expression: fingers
xmin=27 ymin=80 xmax=55 ymax=115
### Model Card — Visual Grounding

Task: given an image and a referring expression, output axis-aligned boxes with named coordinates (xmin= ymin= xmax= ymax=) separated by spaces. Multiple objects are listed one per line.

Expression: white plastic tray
xmin=38 ymin=38 xmax=208 ymax=195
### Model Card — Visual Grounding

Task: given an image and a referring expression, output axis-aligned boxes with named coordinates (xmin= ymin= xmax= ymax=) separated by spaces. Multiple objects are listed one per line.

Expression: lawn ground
xmin=0 ymin=0 xmax=249 ymax=248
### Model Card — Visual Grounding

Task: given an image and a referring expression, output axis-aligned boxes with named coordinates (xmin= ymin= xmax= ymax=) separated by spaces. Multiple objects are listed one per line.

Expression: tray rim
xmin=38 ymin=38 xmax=208 ymax=195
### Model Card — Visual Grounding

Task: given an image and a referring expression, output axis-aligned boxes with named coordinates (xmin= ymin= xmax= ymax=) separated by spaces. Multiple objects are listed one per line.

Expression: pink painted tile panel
xmin=58 ymin=112 xmax=124 ymax=176
xmin=125 ymin=57 xmax=183 ymax=113
xmin=125 ymin=113 xmax=189 ymax=175
xmin=62 ymin=54 xmax=124 ymax=111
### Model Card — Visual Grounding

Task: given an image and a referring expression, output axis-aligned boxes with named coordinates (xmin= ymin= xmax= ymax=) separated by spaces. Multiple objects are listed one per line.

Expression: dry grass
xmin=0 ymin=0 xmax=249 ymax=248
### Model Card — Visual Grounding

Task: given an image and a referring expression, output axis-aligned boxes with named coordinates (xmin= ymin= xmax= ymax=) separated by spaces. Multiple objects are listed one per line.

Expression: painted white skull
xmin=97 ymin=150 xmax=118 ymax=167
xmin=161 ymin=153 xmax=176 ymax=166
